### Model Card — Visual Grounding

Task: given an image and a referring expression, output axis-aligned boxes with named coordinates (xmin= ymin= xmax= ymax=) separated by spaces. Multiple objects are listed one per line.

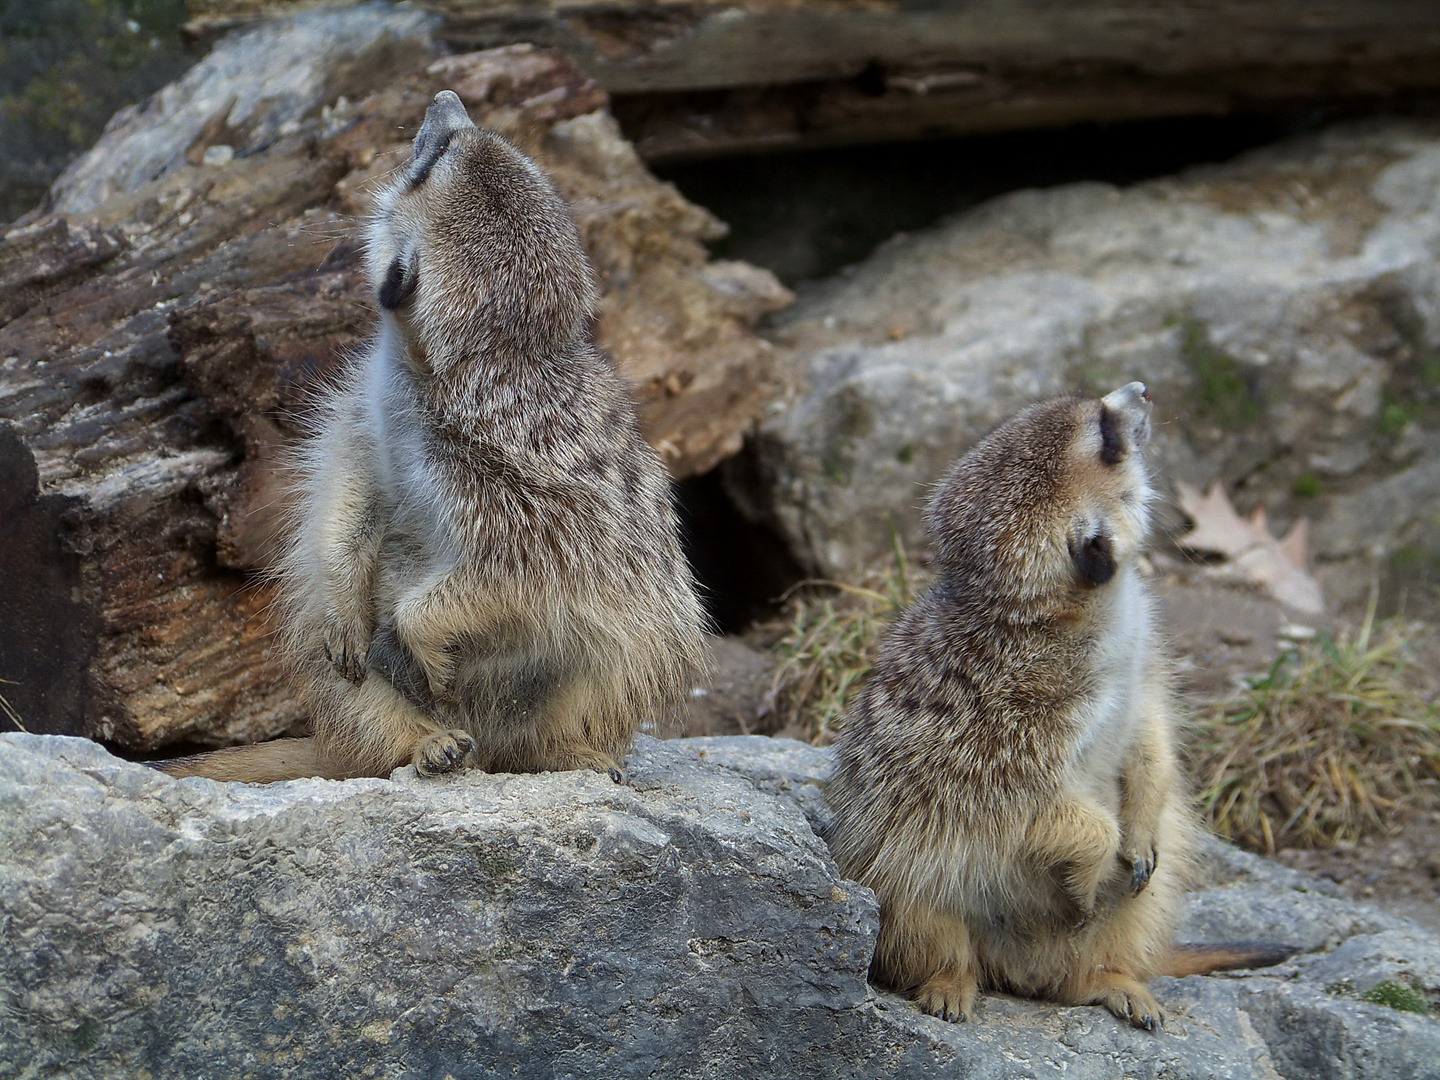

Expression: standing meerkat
xmin=163 ymin=91 xmax=707 ymax=783
xmin=826 ymin=383 xmax=1289 ymax=1030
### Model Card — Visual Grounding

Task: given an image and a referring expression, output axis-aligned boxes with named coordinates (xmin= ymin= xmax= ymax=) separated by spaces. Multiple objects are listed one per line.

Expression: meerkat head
xmin=365 ymin=90 xmax=599 ymax=374
xmin=927 ymin=382 xmax=1155 ymax=610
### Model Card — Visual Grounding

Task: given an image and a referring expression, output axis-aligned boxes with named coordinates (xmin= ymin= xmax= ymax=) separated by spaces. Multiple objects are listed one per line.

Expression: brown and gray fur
xmin=162 ymin=91 xmax=707 ymax=783
xmin=827 ymin=383 xmax=1288 ymax=1030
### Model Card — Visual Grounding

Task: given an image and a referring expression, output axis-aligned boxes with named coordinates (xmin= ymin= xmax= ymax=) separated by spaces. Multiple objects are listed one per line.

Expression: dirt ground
xmin=678 ymin=565 xmax=1440 ymax=934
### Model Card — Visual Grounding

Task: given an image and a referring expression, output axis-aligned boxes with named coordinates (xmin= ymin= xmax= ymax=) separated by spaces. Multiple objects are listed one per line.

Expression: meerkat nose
xmin=1103 ymin=382 xmax=1151 ymax=413
xmin=1102 ymin=381 xmax=1153 ymax=451
xmin=427 ymin=91 xmax=473 ymax=131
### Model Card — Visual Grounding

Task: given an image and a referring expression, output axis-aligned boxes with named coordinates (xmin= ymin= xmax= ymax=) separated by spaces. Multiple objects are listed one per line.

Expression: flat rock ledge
xmin=3 ymin=733 xmax=1438 ymax=1079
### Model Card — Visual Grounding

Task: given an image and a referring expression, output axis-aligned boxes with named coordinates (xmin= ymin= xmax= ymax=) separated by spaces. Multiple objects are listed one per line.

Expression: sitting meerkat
xmin=826 ymin=383 xmax=1289 ymax=1030
xmin=162 ymin=91 xmax=706 ymax=783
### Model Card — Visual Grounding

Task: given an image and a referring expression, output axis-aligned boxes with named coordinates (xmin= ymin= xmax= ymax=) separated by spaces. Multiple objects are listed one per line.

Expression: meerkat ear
xmin=1070 ymin=531 xmax=1117 ymax=587
xmin=378 ymin=254 xmax=417 ymax=310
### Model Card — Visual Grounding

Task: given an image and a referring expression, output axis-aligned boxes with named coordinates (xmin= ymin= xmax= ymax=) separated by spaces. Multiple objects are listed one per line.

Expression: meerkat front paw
xmin=412 ymin=729 xmax=475 ymax=776
xmin=915 ymin=973 xmax=978 ymax=1023
xmin=1096 ymin=979 xmax=1164 ymax=1032
xmin=1121 ymin=839 xmax=1158 ymax=896
xmin=323 ymin=611 xmax=373 ymax=683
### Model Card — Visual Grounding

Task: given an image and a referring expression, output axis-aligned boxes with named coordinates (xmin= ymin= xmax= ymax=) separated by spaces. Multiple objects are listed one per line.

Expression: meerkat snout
xmin=409 ymin=91 xmax=476 ymax=187
xmin=1070 ymin=529 xmax=1117 ymax=587
xmin=374 ymin=92 xmax=479 ymax=313
xmin=1099 ymin=381 xmax=1152 ymax=461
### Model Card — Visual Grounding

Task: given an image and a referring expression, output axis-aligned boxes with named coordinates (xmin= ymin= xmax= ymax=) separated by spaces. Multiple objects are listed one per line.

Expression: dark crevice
xmin=676 ymin=470 xmax=805 ymax=635
xmin=654 ymin=109 xmax=1353 ymax=287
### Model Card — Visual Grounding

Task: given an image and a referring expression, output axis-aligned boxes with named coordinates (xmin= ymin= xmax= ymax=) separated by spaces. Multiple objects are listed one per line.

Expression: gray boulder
xmin=731 ymin=122 xmax=1440 ymax=613
xmin=3 ymin=732 xmax=1437 ymax=1079
xmin=46 ymin=3 xmax=438 ymax=217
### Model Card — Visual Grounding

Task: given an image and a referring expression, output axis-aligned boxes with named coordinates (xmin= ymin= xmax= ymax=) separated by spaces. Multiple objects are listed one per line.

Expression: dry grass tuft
xmin=758 ymin=534 xmax=926 ymax=744
xmin=1188 ymin=602 xmax=1440 ymax=854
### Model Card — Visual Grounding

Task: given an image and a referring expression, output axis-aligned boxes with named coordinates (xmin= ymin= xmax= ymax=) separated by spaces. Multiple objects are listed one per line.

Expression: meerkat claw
xmin=322 ymin=613 xmax=370 ymax=683
xmin=915 ymin=975 xmax=977 ymax=1023
xmin=1129 ymin=846 xmax=1158 ymax=895
xmin=1130 ymin=858 xmax=1151 ymax=894
xmin=608 ymin=765 xmax=628 ymax=785
xmin=1097 ymin=982 xmax=1164 ymax=1032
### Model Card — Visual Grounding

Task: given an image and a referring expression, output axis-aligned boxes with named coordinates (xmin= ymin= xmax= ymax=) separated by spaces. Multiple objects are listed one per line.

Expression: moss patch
xmin=1378 ymin=395 xmax=1417 ymax=437
xmin=1359 ymin=980 xmax=1431 ymax=1014
xmin=820 ymin=386 xmax=876 ymax=485
xmin=1177 ymin=317 xmax=1263 ymax=429
xmin=1377 ymin=327 xmax=1440 ymax=437
xmin=0 ymin=0 xmax=192 ymax=221
xmin=474 ymin=848 xmax=517 ymax=879
xmin=62 ymin=1017 xmax=102 ymax=1053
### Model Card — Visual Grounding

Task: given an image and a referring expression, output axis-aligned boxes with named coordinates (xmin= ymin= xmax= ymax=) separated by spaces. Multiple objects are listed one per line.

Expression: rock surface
xmin=4 ymin=731 xmax=1437 ymax=1079
xmin=0 ymin=6 xmax=789 ymax=752
xmin=731 ymin=121 xmax=1440 ymax=617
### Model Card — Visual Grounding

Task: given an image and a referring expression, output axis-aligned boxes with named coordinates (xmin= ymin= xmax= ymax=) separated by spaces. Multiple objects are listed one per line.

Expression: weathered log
xmin=0 ymin=8 xmax=790 ymax=752
xmin=184 ymin=0 xmax=1440 ymax=160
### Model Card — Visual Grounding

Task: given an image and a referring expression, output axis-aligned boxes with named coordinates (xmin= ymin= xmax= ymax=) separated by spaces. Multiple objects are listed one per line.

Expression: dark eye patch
xmin=409 ymin=130 xmax=454 ymax=189
xmin=1098 ymin=405 xmax=1125 ymax=465
xmin=378 ymin=257 xmax=417 ymax=310
xmin=1070 ymin=531 xmax=1116 ymax=587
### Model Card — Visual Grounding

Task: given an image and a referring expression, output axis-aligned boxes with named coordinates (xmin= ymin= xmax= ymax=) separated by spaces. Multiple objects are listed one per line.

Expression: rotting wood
xmin=184 ymin=1 xmax=1440 ymax=159
xmin=0 ymin=34 xmax=790 ymax=752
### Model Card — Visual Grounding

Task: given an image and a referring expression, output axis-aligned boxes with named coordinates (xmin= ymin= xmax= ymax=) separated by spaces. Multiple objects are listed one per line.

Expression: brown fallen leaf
xmin=1175 ymin=482 xmax=1324 ymax=614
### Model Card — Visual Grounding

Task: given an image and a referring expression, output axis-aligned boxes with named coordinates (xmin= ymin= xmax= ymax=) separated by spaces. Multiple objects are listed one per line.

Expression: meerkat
xmin=826 ymin=383 xmax=1290 ymax=1030
xmin=161 ymin=91 xmax=707 ymax=783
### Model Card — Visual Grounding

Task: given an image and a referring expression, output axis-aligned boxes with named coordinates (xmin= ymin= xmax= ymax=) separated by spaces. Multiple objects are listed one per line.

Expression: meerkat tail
xmin=153 ymin=737 xmax=359 ymax=783
xmin=1164 ymin=942 xmax=1299 ymax=977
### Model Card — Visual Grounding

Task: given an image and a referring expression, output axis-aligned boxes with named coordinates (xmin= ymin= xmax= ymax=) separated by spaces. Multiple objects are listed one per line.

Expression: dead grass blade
xmin=0 ymin=678 xmax=28 ymax=733
xmin=758 ymin=527 xmax=927 ymax=744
